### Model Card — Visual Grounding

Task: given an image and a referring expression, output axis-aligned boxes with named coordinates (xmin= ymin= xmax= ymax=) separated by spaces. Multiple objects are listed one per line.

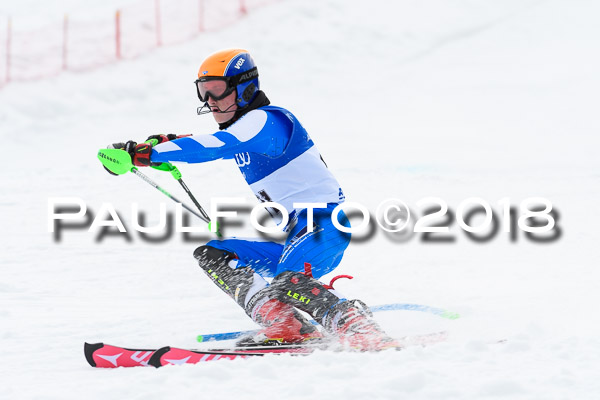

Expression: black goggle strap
xmin=229 ymin=67 xmax=259 ymax=86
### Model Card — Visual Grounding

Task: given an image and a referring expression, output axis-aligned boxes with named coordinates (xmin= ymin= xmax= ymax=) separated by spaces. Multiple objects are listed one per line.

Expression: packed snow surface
xmin=1 ymin=0 xmax=599 ymax=398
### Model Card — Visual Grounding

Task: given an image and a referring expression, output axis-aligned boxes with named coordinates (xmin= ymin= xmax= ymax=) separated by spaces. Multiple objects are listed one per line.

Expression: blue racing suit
xmin=152 ymin=105 xmax=350 ymax=280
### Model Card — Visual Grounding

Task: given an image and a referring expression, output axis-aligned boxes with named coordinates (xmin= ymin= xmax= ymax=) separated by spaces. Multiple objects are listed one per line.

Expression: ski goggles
xmin=194 ymin=67 xmax=258 ymax=102
xmin=195 ymin=77 xmax=235 ymax=102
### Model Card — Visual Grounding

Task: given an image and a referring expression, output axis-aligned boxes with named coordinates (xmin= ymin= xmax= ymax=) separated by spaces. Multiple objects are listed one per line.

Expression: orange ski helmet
xmin=195 ymin=48 xmax=260 ymax=108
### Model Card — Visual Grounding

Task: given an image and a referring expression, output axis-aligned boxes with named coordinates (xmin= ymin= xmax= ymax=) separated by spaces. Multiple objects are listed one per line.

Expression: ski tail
xmin=84 ymin=343 xmax=307 ymax=368
xmin=84 ymin=342 xmax=156 ymax=368
xmin=84 ymin=342 xmax=102 ymax=367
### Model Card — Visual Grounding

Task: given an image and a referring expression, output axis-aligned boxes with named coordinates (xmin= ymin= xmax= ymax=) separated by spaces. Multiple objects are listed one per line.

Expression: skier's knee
xmin=194 ymin=244 xmax=259 ymax=309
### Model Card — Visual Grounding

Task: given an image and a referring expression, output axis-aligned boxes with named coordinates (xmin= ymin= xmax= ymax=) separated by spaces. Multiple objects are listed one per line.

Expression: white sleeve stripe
xmin=154 ymin=141 xmax=182 ymax=153
xmin=224 ymin=110 xmax=268 ymax=142
xmin=191 ymin=135 xmax=226 ymax=148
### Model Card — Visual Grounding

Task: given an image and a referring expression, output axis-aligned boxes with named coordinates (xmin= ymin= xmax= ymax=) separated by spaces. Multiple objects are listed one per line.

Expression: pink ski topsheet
xmin=86 ymin=343 xmax=155 ymax=368
xmin=154 ymin=347 xmax=253 ymax=366
xmin=84 ymin=343 xmax=292 ymax=368
xmin=84 ymin=331 xmax=448 ymax=368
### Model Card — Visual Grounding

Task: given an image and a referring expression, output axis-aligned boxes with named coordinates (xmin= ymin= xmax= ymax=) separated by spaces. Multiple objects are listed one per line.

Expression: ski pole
xmin=143 ymin=138 xmax=216 ymax=229
xmin=97 ymin=148 xmax=221 ymax=237
xmin=137 ymin=167 xmax=221 ymax=237
xmin=153 ymin=162 xmax=212 ymax=223
xmin=130 ymin=168 xmax=208 ymax=223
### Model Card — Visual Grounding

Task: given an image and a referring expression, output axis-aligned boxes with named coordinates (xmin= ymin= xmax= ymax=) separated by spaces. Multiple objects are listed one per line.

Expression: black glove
xmin=108 ymin=141 xmax=137 ymax=152
xmin=103 ymin=141 xmax=136 ymax=175
xmin=103 ymin=140 xmax=157 ymax=176
xmin=104 ymin=135 xmax=190 ymax=175
xmin=145 ymin=134 xmax=178 ymax=144
xmin=145 ymin=134 xmax=191 ymax=144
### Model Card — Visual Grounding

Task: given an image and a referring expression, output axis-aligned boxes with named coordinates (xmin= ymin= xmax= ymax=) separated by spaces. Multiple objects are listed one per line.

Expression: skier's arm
xmin=150 ymin=109 xmax=290 ymax=164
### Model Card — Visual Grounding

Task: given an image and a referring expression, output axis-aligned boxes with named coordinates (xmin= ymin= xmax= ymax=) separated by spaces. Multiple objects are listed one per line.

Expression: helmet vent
xmin=242 ymin=83 xmax=256 ymax=102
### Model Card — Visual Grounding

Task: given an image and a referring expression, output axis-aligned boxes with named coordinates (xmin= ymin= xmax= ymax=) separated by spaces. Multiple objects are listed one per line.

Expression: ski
xmin=84 ymin=331 xmax=448 ymax=368
xmin=85 ymin=342 xmax=320 ymax=368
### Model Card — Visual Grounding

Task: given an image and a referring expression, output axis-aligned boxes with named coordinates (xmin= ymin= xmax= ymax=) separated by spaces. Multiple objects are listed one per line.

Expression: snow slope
xmin=1 ymin=0 xmax=599 ymax=398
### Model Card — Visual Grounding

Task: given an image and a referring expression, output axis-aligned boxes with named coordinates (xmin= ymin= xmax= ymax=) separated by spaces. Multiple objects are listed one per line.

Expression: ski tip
xmin=84 ymin=342 xmax=104 ymax=368
xmin=196 ymin=335 xmax=204 ymax=343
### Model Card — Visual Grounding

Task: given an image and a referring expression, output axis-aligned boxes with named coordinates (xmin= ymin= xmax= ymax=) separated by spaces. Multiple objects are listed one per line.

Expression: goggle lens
xmin=196 ymin=79 xmax=232 ymax=102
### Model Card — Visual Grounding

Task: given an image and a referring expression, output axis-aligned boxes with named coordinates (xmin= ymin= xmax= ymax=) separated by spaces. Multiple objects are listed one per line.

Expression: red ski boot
xmin=327 ymin=300 xmax=401 ymax=351
xmin=238 ymin=298 xmax=323 ymax=346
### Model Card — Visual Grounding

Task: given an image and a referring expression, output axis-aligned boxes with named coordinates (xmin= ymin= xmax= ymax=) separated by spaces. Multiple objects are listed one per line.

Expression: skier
xmin=108 ymin=49 xmax=398 ymax=351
